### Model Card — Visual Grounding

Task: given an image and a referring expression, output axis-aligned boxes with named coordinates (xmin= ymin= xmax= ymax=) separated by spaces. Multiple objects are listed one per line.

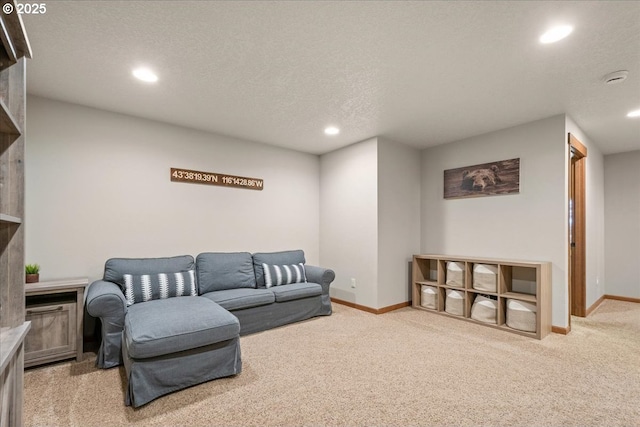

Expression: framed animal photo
xmin=444 ymin=158 xmax=520 ymax=199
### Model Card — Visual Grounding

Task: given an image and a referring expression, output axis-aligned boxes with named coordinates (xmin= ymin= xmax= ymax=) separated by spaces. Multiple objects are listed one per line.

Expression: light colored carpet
xmin=24 ymin=299 xmax=640 ymax=426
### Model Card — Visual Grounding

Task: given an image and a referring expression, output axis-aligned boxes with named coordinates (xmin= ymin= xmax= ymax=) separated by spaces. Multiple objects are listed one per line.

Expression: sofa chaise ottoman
xmin=123 ymin=297 xmax=241 ymax=407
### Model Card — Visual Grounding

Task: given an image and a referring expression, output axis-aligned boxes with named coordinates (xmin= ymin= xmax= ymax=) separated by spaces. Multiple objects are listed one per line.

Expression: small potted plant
xmin=25 ymin=264 xmax=40 ymax=283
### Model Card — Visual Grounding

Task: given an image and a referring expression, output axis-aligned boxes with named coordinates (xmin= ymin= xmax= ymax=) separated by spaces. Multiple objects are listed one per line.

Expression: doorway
xmin=568 ymin=133 xmax=587 ymax=327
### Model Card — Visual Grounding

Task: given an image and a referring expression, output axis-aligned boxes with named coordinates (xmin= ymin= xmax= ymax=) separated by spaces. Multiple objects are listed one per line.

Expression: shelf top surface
xmin=0 ymin=322 xmax=31 ymax=372
xmin=1 ymin=6 xmax=32 ymax=59
xmin=501 ymin=291 xmax=537 ymax=302
xmin=467 ymin=288 xmax=498 ymax=295
xmin=414 ymin=254 xmax=550 ymax=267
xmin=440 ymin=283 xmax=465 ymax=290
xmin=0 ymin=213 xmax=22 ymax=224
xmin=25 ymin=277 xmax=89 ymax=294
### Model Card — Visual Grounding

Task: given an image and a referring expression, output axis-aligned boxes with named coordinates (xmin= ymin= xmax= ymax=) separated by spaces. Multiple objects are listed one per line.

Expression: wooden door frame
xmin=568 ymin=133 xmax=587 ymax=326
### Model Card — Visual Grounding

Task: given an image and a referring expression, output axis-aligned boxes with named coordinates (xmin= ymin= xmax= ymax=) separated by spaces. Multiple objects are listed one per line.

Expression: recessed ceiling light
xmin=627 ymin=109 xmax=640 ymax=118
xmin=602 ymin=70 xmax=628 ymax=85
xmin=132 ymin=67 xmax=158 ymax=83
xmin=539 ymin=25 xmax=573 ymax=44
xmin=324 ymin=126 xmax=340 ymax=136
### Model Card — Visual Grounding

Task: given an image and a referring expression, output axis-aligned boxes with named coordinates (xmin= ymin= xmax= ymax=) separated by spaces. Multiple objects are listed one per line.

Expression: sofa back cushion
xmin=197 ymin=252 xmax=257 ymax=293
xmin=253 ymin=250 xmax=305 ymax=288
xmin=104 ymin=255 xmax=195 ymax=287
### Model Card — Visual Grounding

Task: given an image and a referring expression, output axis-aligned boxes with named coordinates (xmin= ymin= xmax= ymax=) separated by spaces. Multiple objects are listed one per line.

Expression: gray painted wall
xmin=604 ymin=150 xmax=640 ymax=298
xmin=320 ymin=137 xmax=421 ymax=310
xmin=320 ymin=138 xmax=378 ymax=308
xmin=25 ymin=96 xmax=320 ymax=284
xmin=377 ymin=138 xmax=421 ymax=308
xmin=421 ymin=115 xmax=569 ymax=327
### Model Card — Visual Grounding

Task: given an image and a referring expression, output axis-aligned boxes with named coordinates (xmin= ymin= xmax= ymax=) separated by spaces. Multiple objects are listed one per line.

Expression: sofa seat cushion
xmin=124 ymin=297 xmax=239 ymax=359
xmin=271 ymin=282 xmax=322 ymax=303
xmin=201 ymin=288 xmax=275 ymax=311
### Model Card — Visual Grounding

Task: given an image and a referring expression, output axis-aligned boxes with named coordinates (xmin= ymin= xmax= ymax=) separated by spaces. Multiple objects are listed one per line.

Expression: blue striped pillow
xmin=262 ymin=263 xmax=307 ymax=288
xmin=122 ymin=270 xmax=197 ymax=306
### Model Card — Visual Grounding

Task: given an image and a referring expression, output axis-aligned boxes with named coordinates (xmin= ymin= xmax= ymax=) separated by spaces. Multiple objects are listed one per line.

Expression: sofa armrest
xmin=305 ymin=265 xmax=334 ymax=315
xmin=305 ymin=265 xmax=335 ymax=294
xmin=86 ymin=280 xmax=127 ymax=318
xmin=86 ymin=280 xmax=127 ymax=368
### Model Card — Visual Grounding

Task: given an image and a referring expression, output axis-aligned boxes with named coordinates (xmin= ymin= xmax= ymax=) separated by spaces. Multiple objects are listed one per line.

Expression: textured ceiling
xmin=23 ymin=1 xmax=640 ymax=155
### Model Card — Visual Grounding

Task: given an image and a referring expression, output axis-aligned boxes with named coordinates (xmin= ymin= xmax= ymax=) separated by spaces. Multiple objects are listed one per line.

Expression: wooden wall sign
xmin=170 ymin=168 xmax=264 ymax=191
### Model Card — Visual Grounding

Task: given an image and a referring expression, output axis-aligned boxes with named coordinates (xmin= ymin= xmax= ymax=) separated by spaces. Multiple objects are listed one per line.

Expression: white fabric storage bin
xmin=506 ymin=299 xmax=537 ymax=332
xmin=445 ymin=289 xmax=464 ymax=316
xmin=445 ymin=261 xmax=465 ymax=287
xmin=470 ymin=295 xmax=498 ymax=324
xmin=472 ymin=264 xmax=498 ymax=292
xmin=420 ymin=285 xmax=438 ymax=309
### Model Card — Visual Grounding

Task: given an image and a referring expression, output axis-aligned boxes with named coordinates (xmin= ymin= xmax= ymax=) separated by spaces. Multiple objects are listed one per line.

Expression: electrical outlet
xmin=350 ymin=278 xmax=356 ymax=288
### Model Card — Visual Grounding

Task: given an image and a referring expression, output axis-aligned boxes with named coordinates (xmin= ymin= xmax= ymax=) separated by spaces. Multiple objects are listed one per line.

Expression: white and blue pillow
xmin=122 ymin=270 xmax=197 ymax=306
xmin=262 ymin=263 xmax=307 ymax=288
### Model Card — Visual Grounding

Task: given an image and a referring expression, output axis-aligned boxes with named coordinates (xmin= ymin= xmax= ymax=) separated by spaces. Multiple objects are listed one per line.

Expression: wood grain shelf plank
xmin=0 ymin=13 xmax=17 ymax=70
xmin=2 ymin=8 xmax=32 ymax=59
xmin=0 ymin=322 xmax=30 ymax=372
xmin=0 ymin=4 xmax=31 ymax=71
xmin=418 ymin=254 xmax=546 ymax=267
xmin=25 ymin=277 xmax=88 ymax=294
xmin=0 ymin=97 xmax=21 ymax=135
xmin=501 ymin=291 xmax=537 ymax=303
xmin=440 ymin=283 xmax=465 ymax=291
xmin=0 ymin=213 xmax=21 ymax=224
xmin=467 ymin=288 xmax=498 ymax=296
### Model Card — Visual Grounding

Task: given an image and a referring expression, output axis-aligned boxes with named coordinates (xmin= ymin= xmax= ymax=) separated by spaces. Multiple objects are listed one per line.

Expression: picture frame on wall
xmin=444 ymin=158 xmax=520 ymax=199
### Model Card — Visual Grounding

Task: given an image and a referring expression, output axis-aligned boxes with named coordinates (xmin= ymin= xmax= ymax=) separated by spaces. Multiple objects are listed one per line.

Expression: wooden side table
xmin=24 ymin=278 xmax=88 ymax=368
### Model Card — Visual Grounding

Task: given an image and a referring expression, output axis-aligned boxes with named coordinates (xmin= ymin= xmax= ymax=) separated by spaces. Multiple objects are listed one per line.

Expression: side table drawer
xmin=25 ymin=301 xmax=77 ymax=363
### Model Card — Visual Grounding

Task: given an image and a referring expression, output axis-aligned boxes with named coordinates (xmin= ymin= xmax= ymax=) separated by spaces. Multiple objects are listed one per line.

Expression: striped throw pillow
xmin=262 ymin=263 xmax=307 ymax=288
xmin=122 ymin=270 xmax=197 ymax=306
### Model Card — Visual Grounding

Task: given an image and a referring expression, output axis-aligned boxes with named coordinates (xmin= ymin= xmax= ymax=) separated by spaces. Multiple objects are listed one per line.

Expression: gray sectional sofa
xmin=85 ymin=249 xmax=334 ymax=407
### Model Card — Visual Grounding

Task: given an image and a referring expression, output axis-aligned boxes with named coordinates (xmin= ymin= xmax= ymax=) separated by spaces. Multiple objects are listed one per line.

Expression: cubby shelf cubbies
xmin=412 ymin=255 xmax=551 ymax=339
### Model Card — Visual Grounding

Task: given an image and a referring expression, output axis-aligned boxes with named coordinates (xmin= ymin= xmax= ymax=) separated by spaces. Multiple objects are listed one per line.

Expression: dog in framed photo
xmin=461 ymin=164 xmax=502 ymax=191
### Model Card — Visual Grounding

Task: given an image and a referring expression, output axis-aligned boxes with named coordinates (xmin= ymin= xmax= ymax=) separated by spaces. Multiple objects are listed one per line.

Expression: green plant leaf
xmin=25 ymin=263 xmax=40 ymax=274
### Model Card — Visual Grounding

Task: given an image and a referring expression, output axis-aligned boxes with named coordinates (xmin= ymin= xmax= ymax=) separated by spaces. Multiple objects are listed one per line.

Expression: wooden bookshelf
xmin=0 ymin=3 xmax=31 ymax=426
xmin=412 ymin=254 xmax=551 ymax=339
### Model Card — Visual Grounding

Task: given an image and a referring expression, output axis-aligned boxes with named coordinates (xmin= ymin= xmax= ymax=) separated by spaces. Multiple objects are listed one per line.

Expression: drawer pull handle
xmin=27 ymin=306 xmax=64 ymax=314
